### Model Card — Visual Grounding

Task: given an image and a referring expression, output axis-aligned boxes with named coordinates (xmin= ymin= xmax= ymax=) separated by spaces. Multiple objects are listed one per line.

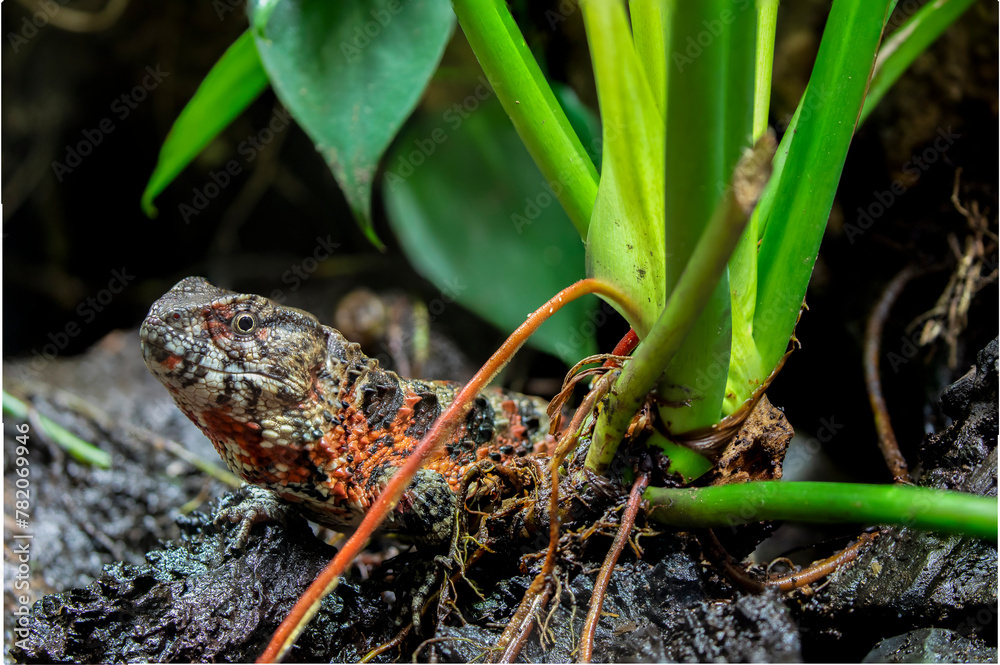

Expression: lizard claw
xmin=213 ymin=485 xmax=292 ymax=549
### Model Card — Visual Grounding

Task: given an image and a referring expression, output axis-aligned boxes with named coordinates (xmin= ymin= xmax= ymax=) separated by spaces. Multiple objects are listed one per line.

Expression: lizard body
xmin=140 ymin=277 xmax=550 ymax=543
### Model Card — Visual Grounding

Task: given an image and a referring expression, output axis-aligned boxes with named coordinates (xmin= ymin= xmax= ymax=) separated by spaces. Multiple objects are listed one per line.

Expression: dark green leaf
xmin=141 ymin=30 xmax=269 ymax=217
xmin=382 ymin=98 xmax=597 ymax=365
xmin=249 ymin=0 xmax=455 ymax=247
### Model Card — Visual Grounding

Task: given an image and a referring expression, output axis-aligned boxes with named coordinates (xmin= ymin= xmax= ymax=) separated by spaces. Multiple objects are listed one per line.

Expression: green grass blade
xmin=753 ymin=0 xmax=892 ymax=376
xmin=658 ymin=0 xmax=755 ymax=433
xmin=860 ymin=0 xmax=977 ymax=125
xmin=3 ymin=391 xmax=112 ymax=468
xmin=141 ymin=30 xmax=269 ymax=217
xmin=581 ymin=0 xmax=666 ymax=335
xmin=453 ymin=0 xmax=598 ymax=237
xmin=646 ymin=481 xmax=997 ymax=541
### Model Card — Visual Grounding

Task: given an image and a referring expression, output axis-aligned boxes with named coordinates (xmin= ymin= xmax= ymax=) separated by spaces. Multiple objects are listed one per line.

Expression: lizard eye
xmin=232 ymin=312 xmax=258 ymax=335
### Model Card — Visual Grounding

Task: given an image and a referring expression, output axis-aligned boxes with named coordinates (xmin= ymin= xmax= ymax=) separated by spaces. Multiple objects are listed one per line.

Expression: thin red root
xmin=579 ymin=472 xmax=649 ymax=663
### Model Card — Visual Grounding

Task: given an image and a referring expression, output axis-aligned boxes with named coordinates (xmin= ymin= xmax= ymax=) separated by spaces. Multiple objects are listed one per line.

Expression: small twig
xmin=578 ymin=472 xmax=649 ymax=663
xmin=864 ymin=265 xmax=917 ymax=483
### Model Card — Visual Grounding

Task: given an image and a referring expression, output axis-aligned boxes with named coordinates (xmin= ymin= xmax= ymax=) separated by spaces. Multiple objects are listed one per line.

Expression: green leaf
xmin=581 ymin=0 xmax=665 ymax=336
xmin=452 ymin=0 xmax=598 ymax=238
xmin=860 ymin=0 xmax=977 ymax=125
xmin=754 ymin=0 xmax=892 ymax=375
xmin=382 ymin=98 xmax=597 ymax=366
xmin=141 ymin=30 xmax=269 ymax=217
xmin=723 ymin=0 xmax=778 ymax=413
xmin=249 ymin=0 xmax=455 ymax=247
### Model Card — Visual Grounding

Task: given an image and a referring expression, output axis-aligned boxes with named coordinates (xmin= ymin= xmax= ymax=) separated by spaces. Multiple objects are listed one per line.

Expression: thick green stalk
xmin=586 ymin=137 xmax=775 ymax=476
xmin=657 ymin=0 xmax=755 ymax=434
xmin=582 ymin=0 xmax=666 ymax=335
xmin=646 ymin=482 xmax=997 ymax=541
xmin=452 ymin=0 xmax=598 ymax=237
xmin=629 ymin=0 xmax=668 ymax=115
xmin=723 ymin=0 xmax=779 ymax=414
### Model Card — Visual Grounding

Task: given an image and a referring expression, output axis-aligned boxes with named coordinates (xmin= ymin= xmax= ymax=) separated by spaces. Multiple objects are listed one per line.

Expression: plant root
xmin=491 ymin=371 xmax=617 ymax=663
xmin=578 ymin=472 xmax=649 ymax=663
xmin=911 ymin=168 xmax=998 ymax=367
xmin=700 ymin=528 xmax=878 ymax=593
xmin=764 ymin=531 xmax=878 ymax=592
xmin=359 ymin=624 xmax=410 ymax=663
xmin=864 ymin=264 xmax=917 ymax=483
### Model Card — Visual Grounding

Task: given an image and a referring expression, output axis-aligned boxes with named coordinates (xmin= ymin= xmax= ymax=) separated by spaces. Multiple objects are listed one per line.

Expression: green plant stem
xmin=452 ymin=0 xmax=598 ymax=237
xmin=646 ymin=482 xmax=997 ymax=541
xmin=585 ymin=137 xmax=774 ymax=476
xmin=752 ymin=0 xmax=779 ymax=141
xmin=628 ymin=0 xmax=668 ymax=115
xmin=859 ymin=0 xmax=977 ymax=126
xmin=581 ymin=0 xmax=666 ymax=335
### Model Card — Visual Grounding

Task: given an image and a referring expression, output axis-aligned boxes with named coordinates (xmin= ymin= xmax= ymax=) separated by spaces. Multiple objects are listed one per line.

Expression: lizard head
xmin=140 ymin=276 xmax=328 ymax=422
